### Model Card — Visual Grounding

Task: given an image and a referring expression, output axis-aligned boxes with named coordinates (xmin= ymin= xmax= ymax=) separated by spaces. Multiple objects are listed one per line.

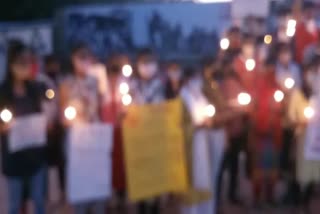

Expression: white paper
xmin=67 ymin=123 xmax=113 ymax=204
xmin=9 ymin=114 xmax=47 ymax=153
xmin=305 ymin=97 xmax=320 ymax=160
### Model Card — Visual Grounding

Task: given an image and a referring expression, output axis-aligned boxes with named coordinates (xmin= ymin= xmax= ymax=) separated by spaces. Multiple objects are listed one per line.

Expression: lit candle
xmin=204 ymin=104 xmax=216 ymax=117
xmin=220 ymin=38 xmax=230 ymax=50
xmin=64 ymin=106 xmax=77 ymax=121
xmin=274 ymin=90 xmax=284 ymax=103
xmin=238 ymin=93 xmax=251 ymax=105
xmin=304 ymin=106 xmax=315 ymax=119
xmin=284 ymin=77 xmax=295 ymax=89
xmin=119 ymin=82 xmax=130 ymax=95
xmin=286 ymin=19 xmax=297 ymax=37
xmin=245 ymin=59 xmax=256 ymax=71
xmin=46 ymin=89 xmax=55 ymax=99
xmin=264 ymin=34 xmax=272 ymax=45
xmin=122 ymin=94 xmax=132 ymax=106
xmin=122 ymin=64 xmax=133 ymax=77
xmin=0 ymin=109 xmax=12 ymax=123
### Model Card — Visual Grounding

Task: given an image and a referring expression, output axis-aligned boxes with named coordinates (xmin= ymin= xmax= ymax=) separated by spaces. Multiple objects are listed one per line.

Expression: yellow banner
xmin=123 ymin=99 xmax=188 ymax=202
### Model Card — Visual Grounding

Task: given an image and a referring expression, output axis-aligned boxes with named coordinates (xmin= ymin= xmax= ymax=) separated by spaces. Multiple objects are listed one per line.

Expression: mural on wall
xmin=56 ymin=2 xmax=231 ymax=60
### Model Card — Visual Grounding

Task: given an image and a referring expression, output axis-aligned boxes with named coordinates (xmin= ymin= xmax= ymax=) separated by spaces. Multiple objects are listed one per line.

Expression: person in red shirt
xmin=251 ymin=59 xmax=283 ymax=206
xmin=295 ymin=1 xmax=319 ymax=64
xmin=233 ymin=35 xmax=260 ymax=98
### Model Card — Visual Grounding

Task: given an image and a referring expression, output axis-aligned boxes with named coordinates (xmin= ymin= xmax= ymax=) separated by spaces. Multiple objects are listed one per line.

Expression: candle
xmin=220 ymin=38 xmax=230 ymax=50
xmin=264 ymin=35 xmax=272 ymax=45
xmin=304 ymin=106 xmax=315 ymax=119
xmin=0 ymin=109 xmax=12 ymax=123
xmin=119 ymin=82 xmax=130 ymax=95
xmin=45 ymin=89 xmax=55 ymax=99
xmin=204 ymin=104 xmax=216 ymax=117
xmin=122 ymin=94 xmax=132 ymax=106
xmin=122 ymin=64 xmax=133 ymax=77
xmin=245 ymin=59 xmax=256 ymax=71
xmin=274 ymin=90 xmax=284 ymax=103
xmin=286 ymin=19 xmax=296 ymax=37
xmin=64 ymin=106 xmax=77 ymax=121
xmin=238 ymin=93 xmax=251 ymax=105
xmin=284 ymin=77 xmax=295 ymax=89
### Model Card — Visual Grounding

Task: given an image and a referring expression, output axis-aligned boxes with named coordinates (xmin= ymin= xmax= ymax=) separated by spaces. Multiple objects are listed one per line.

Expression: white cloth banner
xmin=304 ymin=97 xmax=320 ymax=160
xmin=67 ymin=123 xmax=113 ymax=204
xmin=9 ymin=114 xmax=47 ymax=153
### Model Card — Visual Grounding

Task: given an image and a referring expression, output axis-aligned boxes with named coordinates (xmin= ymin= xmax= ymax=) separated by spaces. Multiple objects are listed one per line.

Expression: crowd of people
xmin=0 ymin=1 xmax=320 ymax=214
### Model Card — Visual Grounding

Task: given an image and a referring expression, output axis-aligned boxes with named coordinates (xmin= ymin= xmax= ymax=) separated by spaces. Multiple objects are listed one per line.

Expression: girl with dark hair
xmin=0 ymin=40 xmax=47 ymax=214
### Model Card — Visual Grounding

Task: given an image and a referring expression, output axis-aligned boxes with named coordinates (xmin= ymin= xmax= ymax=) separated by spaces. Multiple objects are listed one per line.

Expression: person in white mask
xmin=130 ymin=48 xmax=164 ymax=105
xmin=130 ymin=48 xmax=165 ymax=214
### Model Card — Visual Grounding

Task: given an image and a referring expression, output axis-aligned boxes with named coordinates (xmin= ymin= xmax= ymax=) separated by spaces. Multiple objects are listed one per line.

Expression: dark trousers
xmin=216 ymin=133 xmax=250 ymax=203
xmin=138 ymin=199 xmax=160 ymax=214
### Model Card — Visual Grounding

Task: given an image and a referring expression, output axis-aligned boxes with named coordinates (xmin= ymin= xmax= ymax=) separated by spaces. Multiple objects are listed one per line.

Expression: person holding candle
xmin=275 ymin=43 xmax=301 ymax=91
xmin=59 ymin=43 xmax=104 ymax=214
xmin=130 ymin=48 xmax=164 ymax=214
xmin=0 ymin=40 xmax=47 ymax=214
xmin=101 ymin=53 xmax=131 ymax=213
xmin=180 ymin=67 xmax=214 ymax=214
xmin=287 ymin=62 xmax=318 ymax=212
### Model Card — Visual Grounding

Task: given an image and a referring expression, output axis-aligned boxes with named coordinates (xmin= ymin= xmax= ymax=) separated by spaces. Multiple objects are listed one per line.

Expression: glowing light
xmin=264 ymin=35 xmax=272 ymax=44
xmin=238 ymin=93 xmax=251 ymax=106
xmin=286 ymin=19 xmax=297 ymax=37
xmin=204 ymin=104 xmax=216 ymax=117
xmin=45 ymin=89 xmax=55 ymax=99
xmin=0 ymin=109 xmax=12 ymax=123
xmin=274 ymin=90 xmax=284 ymax=103
xmin=220 ymin=38 xmax=230 ymax=50
xmin=119 ymin=82 xmax=130 ymax=95
xmin=122 ymin=94 xmax=132 ymax=106
xmin=64 ymin=106 xmax=77 ymax=121
xmin=122 ymin=64 xmax=133 ymax=77
xmin=284 ymin=77 xmax=295 ymax=89
xmin=245 ymin=59 xmax=256 ymax=71
xmin=304 ymin=106 xmax=315 ymax=119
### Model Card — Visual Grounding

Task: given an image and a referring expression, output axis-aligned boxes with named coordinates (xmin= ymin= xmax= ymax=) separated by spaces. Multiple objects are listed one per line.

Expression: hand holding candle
xmin=0 ymin=109 xmax=12 ymax=123
xmin=245 ymin=59 xmax=256 ymax=71
xmin=119 ymin=82 xmax=130 ymax=95
xmin=220 ymin=38 xmax=230 ymax=50
xmin=122 ymin=94 xmax=132 ymax=106
xmin=204 ymin=104 xmax=216 ymax=117
xmin=286 ymin=19 xmax=297 ymax=37
xmin=122 ymin=64 xmax=133 ymax=77
xmin=284 ymin=77 xmax=295 ymax=89
xmin=274 ymin=90 xmax=284 ymax=103
xmin=64 ymin=106 xmax=77 ymax=121
xmin=45 ymin=89 xmax=55 ymax=99
xmin=238 ymin=92 xmax=251 ymax=105
xmin=304 ymin=106 xmax=315 ymax=120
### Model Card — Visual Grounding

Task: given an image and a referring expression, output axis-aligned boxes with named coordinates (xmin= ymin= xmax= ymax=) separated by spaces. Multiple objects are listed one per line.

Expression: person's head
xmin=302 ymin=62 xmax=317 ymax=97
xmin=136 ymin=48 xmax=158 ymax=80
xmin=241 ymin=35 xmax=256 ymax=59
xmin=277 ymin=43 xmax=292 ymax=65
xmin=166 ymin=61 xmax=182 ymax=83
xmin=6 ymin=40 xmax=32 ymax=83
xmin=202 ymin=58 xmax=216 ymax=80
xmin=227 ymin=26 xmax=241 ymax=49
xmin=70 ymin=43 xmax=92 ymax=76
xmin=44 ymin=54 xmax=61 ymax=75
xmin=302 ymin=1 xmax=316 ymax=21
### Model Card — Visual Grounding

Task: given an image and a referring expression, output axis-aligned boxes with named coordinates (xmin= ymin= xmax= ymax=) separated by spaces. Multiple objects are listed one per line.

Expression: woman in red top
xmin=251 ymin=60 xmax=283 ymax=206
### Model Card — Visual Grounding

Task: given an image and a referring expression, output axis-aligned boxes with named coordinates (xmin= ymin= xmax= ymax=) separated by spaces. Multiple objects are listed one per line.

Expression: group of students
xmin=1 ymin=1 xmax=320 ymax=214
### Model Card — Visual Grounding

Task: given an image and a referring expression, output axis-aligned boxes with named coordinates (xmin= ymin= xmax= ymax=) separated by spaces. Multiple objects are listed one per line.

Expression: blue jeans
xmin=8 ymin=167 xmax=46 ymax=214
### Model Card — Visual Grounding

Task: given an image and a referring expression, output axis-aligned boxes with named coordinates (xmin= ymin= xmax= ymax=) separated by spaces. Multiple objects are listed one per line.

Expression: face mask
xmin=168 ymin=70 xmax=182 ymax=81
xmin=188 ymin=77 xmax=203 ymax=91
xmin=138 ymin=62 xmax=158 ymax=79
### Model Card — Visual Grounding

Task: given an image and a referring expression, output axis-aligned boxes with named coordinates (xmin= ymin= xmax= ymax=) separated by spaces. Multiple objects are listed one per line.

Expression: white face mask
xmin=168 ymin=70 xmax=182 ymax=81
xmin=138 ymin=62 xmax=158 ymax=79
xmin=188 ymin=77 xmax=203 ymax=92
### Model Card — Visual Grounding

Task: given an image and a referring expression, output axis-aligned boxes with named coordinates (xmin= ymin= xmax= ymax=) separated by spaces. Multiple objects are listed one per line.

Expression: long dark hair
xmin=2 ymin=40 xmax=32 ymax=99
